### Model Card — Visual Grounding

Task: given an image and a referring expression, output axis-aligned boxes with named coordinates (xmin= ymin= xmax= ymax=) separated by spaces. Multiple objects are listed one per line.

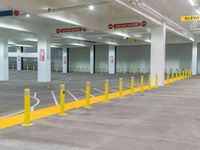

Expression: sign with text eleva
xmin=181 ymin=15 xmax=200 ymax=22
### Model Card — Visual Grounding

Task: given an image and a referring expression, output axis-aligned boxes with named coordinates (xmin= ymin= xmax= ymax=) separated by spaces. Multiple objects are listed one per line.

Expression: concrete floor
xmin=0 ymin=70 xmax=148 ymax=117
xmin=0 ymin=75 xmax=200 ymax=149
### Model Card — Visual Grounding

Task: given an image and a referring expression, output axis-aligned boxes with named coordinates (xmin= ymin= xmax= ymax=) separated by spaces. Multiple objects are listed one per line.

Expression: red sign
xmin=108 ymin=21 xmax=147 ymax=29
xmin=13 ymin=10 xmax=20 ymax=16
xmin=39 ymin=48 xmax=45 ymax=61
xmin=63 ymin=56 xmax=67 ymax=64
xmin=56 ymin=27 xmax=87 ymax=34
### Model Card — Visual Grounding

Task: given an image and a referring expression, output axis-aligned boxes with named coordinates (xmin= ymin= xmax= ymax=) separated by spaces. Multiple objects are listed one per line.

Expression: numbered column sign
xmin=39 ymin=48 xmax=45 ymax=61
xmin=110 ymin=56 xmax=114 ymax=64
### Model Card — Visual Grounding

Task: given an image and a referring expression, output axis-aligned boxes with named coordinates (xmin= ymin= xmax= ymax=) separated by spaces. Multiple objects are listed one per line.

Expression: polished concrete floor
xmin=0 ymin=75 xmax=200 ymax=149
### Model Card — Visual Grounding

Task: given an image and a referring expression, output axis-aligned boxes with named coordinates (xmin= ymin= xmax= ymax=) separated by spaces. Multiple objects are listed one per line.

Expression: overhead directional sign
xmin=108 ymin=21 xmax=147 ymax=30
xmin=56 ymin=27 xmax=87 ymax=34
xmin=181 ymin=15 xmax=200 ymax=22
xmin=0 ymin=10 xmax=20 ymax=17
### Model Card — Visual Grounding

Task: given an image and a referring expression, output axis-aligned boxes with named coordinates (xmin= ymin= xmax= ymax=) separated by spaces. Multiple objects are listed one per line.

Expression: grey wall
xmin=51 ymin=48 xmax=62 ymax=71
xmin=95 ymin=45 xmax=108 ymax=73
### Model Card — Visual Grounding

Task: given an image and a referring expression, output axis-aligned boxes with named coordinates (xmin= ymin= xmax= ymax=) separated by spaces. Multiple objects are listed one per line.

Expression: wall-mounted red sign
xmin=63 ymin=56 xmax=67 ymax=64
xmin=56 ymin=27 xmax=87 ymax=34
xmin=108 ymin=21 xmax=147 ymax=29
xmin=39 ymin=48 xmax=45 ymax=61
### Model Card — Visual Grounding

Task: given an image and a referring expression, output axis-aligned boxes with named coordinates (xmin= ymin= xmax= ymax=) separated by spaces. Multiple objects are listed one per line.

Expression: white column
xmin=90 ymin=46 xmax=95 ymax=74
xmin=62 ymin=48 xmax=68 ymax=73
xmin=0 ymin=37 xmax=8 ymax=81
xmin=37 ymin=34 xmax=51 ymax=82
xmin=150 ymin=24 xmax=166 ymax=86
xmin=192 ymin=42 xmax=198 ymax=75
xmin=16 ymin=47 xmax=22 ymax=71
xmin=108 ymin=45 xmax=116 ymax=74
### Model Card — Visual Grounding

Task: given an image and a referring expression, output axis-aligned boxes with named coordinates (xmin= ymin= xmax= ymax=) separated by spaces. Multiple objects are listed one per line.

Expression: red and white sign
xmin=17 ymin=55 xmax=21 ymax=62
xmin=63 ymin=56 xmax=67 ymax=64
xmin=39 ymin=48 xmax=45 ymax=61
xmin=56 ymin=27 xmax=87 ymax=34
xmin=108 ymin=21 xmax=147 ymax=29
xmin=110 ymin=56 xmax=114 ymax=64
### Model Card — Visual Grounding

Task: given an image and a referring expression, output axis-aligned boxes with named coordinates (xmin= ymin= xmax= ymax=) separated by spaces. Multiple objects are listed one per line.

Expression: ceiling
xmin=0 ymin=0 xmax=196 ymax=48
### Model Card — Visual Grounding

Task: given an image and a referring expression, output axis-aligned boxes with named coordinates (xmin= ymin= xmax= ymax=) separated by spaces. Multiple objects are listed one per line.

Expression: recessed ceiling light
xmin=188 ymin=0 xmax=195 ymax=6
xmin=26 ymin=14 xmax=30 ymax=18
xmin=88 ymin=5 xmax=95 ymax=11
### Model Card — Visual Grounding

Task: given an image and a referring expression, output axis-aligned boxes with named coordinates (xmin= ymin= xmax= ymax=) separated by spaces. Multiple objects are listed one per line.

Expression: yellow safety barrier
xmin=148 ymin=75 xmax=151 ymax=89
xmin=59 ymin=84 xmax=66 ymax=116
xmin=131 ymin=76 xmax=135 ymax=94
xmin=119 ymin=78 xmax=123 ymax=97
xmin=104 ymin=80 xmax=109 ymax=102
xmin=175 ymin=71 xmax=178 ymax=81
xmin=171 ymin=70 xmax=174 ymax=82
xmin=85 ymin=81 xmax=90 ymax=109
xmin=23 ymin=89 xmax=32 ymax=127
xmin=155 ymin=74 xmax=158 ymax=88
xmin=167 ymin=72 xmax=170 ymax=84
xmin=140 ymin=75 xmax=144 ymax=91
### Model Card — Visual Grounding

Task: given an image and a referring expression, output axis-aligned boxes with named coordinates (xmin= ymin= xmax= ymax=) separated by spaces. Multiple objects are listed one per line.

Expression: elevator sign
xmin=181 ymin=15 xmax=200 ymax=22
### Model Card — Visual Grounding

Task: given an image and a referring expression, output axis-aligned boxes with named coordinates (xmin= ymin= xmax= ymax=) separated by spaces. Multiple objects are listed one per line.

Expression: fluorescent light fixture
xmin=51 ymin=45 xmax=60 ymax=48
xmin=145 ymin=39 xmax=151 ymax=43
xmin=196 ymin=9 xmax=200 ymax=14
xmin=25 ymin=38 xmax=38 ymax=42
xmin=65 ymin=36 xmax=86 ymax=40
xmin=8 ymin=41 xmax=17 ymax=45
xmin=0 ymin=23 xmax=27 ymax=32
xmin=189 ymin=0 xmax=195 ymax=6
xmin=189 ymin=37 xmax=195 ymax=41
xmin=133 ymin=34 xmax=142 ymax=38
xmin=70 ymin=43 xmax=86 ymax=46
xmin=112 ymin=31 xmax=129 ymax=38
xmin=11 ymin=44 xmax=33 ymax=47
xmin=88 ymin=5 xmax=95 ymax=11
xmin=26 ymin=14 xmax=30 ymax=18
xmin=106 ymin=41 xmax=118 ymax=45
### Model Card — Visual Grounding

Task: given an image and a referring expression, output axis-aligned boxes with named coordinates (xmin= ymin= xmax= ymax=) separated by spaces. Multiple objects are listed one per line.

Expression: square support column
xmin=62 ymin=48 xmax=69 ymax=73
xmin=37 ymin=34 xmax=51 ymax=82
xmin=16 ymin=47 xmax=22 ymax=71
xmin=192 ymin=42 xmax=198 ymax=75
xmin=0 ymin=37 xmax=8 ymax=81
xmin=108 ymin=45 xmax=116 ymax=74
xmin=150 ymin=24 xmax=166 ymax=86
xmin=90 ymin=46 xmax=95 ymax=74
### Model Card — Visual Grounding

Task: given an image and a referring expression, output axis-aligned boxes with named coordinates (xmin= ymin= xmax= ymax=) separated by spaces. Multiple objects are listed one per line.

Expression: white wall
xmin=95 ymin=45 xmax=108 ymax=73
xmin=117 ymin=45 xmax=150 ymax=73
xmin=166 ymin=43 xmax=192 ymax=71
xmin=69 ymin=47 xmax=90 ymax=72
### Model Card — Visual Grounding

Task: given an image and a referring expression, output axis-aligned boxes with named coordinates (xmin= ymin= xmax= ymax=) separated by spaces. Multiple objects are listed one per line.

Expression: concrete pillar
xmin=0 ymin=37 xmax=8 ymax=81
xmin=192 ymin=42 xmax=198 ymax=75
xmin=90 ymin=46 xmax=95 ymax=74
xmin=37 ymin=34 xmax=51 ymax=82
xmin=108 ymin=45 xmax=116 ymax=74
xmin=150 ymin=23 xmax=166 ymax=86
xmin=62 ymin=48 xmax=69 ymax=73
xmin=16 ymin=47 xmax=22 ymax=71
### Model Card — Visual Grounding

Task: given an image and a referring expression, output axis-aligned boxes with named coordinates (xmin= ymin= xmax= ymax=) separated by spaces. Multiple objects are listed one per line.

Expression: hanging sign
xmin=56 ymin=27 xmax=87 ymax=34
xmin=39 ymin=48 xmax=45 ymax=61
xmin=108 ymin=21 xmax=147 ymax=29
xmin=181 ymin=15 xmax=200 ymax=22
xmin=0 ymin=10 xmax=20 ymax=17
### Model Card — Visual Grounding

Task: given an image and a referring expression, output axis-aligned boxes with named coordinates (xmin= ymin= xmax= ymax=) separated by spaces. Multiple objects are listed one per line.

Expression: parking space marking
xmin=51 ymin=91 xmax=59 ymax=106
xmin=80 ymin=89 xmax=95 ymax=97
xmin=66 ymin=90 xmax=79 ymax=101
xmin=93 ymin=88 xmax=104 ymax=94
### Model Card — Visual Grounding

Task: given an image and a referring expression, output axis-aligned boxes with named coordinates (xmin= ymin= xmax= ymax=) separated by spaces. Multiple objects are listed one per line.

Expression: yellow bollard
xmin=167 ymin=72 xmax=170 ymax=84
xmin=85 ymin=81 xmax=90 ymax=109
xmin=178 ymin=70 xmax=181 ymax=80
xmin=185 ymin=70 xmax=187 ymax=79
xmin=175 ymin=71 xmax=178 ymax=81
xmin=119 ymin=78 xmax=123 ymax=97
xmin=59 ymin=84 xmax=66 ymax=116
xmin=155 ymin=74 xmax=158 ymax=88
xmin=148 ymin=75 xmax=151 ymax=89
xmin=171 ymin=70 xmax=174 ymax=82
xmin=23 ymin=89 xmax=32 ymax=127
xmin=131 ymin=76 xmax=135 ymax=94
xmin=140 ymin=75 xmax=144 ymax=92
xmin=104 ymin=80 xmax=109 ymax=102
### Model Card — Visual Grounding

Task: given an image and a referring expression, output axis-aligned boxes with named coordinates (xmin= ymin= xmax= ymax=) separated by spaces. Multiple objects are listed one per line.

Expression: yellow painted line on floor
xmin=0 ymin=78 xmax=187 ymax=130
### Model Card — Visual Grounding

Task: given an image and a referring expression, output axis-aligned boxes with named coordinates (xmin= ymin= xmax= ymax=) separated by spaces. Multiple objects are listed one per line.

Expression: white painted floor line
xmin=51 ymin=91 xmax=59 ymax=106
xmin=66 ymin=90 xmax=79 ymax=101
xmin=80 ymin=89 xmax=95 ymax=97
xmin=0 ymin=92 xmax=40 ymax=118
xmin=93 ymin=88 xmax=104 ymax=94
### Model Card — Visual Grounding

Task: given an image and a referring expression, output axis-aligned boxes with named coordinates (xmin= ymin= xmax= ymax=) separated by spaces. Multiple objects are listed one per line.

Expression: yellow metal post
xmin=119 ymin=78 xmax=123 ymax=97
xmin=175 ymin=71 xmax=178 ymax=82
xmin=131 ymin=76 xmax=135 ymax=94
xmin=85 ymin=81 xmax=90 ymax=109
xmin=167 ymin=72 xmax=170 ymax=84
xmin=59 ymin=84 xmax=65 ymax=116
xmin=185 ymin=70 xmax=187 ymax=79
xmin=148 ymin=75 xmax=151 ymax=89
xmin=172 ymin=70 xmax=174 ymax=82
xmin=140 ymin=75 xmax=144 ymax=92
xmin=23 ymin=89 xmax=32 ymax=127
xmin=155 ymin=74 xmax=158 ymax=88
xmin=178 ymin=70 xmax=181 ymax=80
xmin=104 ymin=80 xmax=109 ymax=102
